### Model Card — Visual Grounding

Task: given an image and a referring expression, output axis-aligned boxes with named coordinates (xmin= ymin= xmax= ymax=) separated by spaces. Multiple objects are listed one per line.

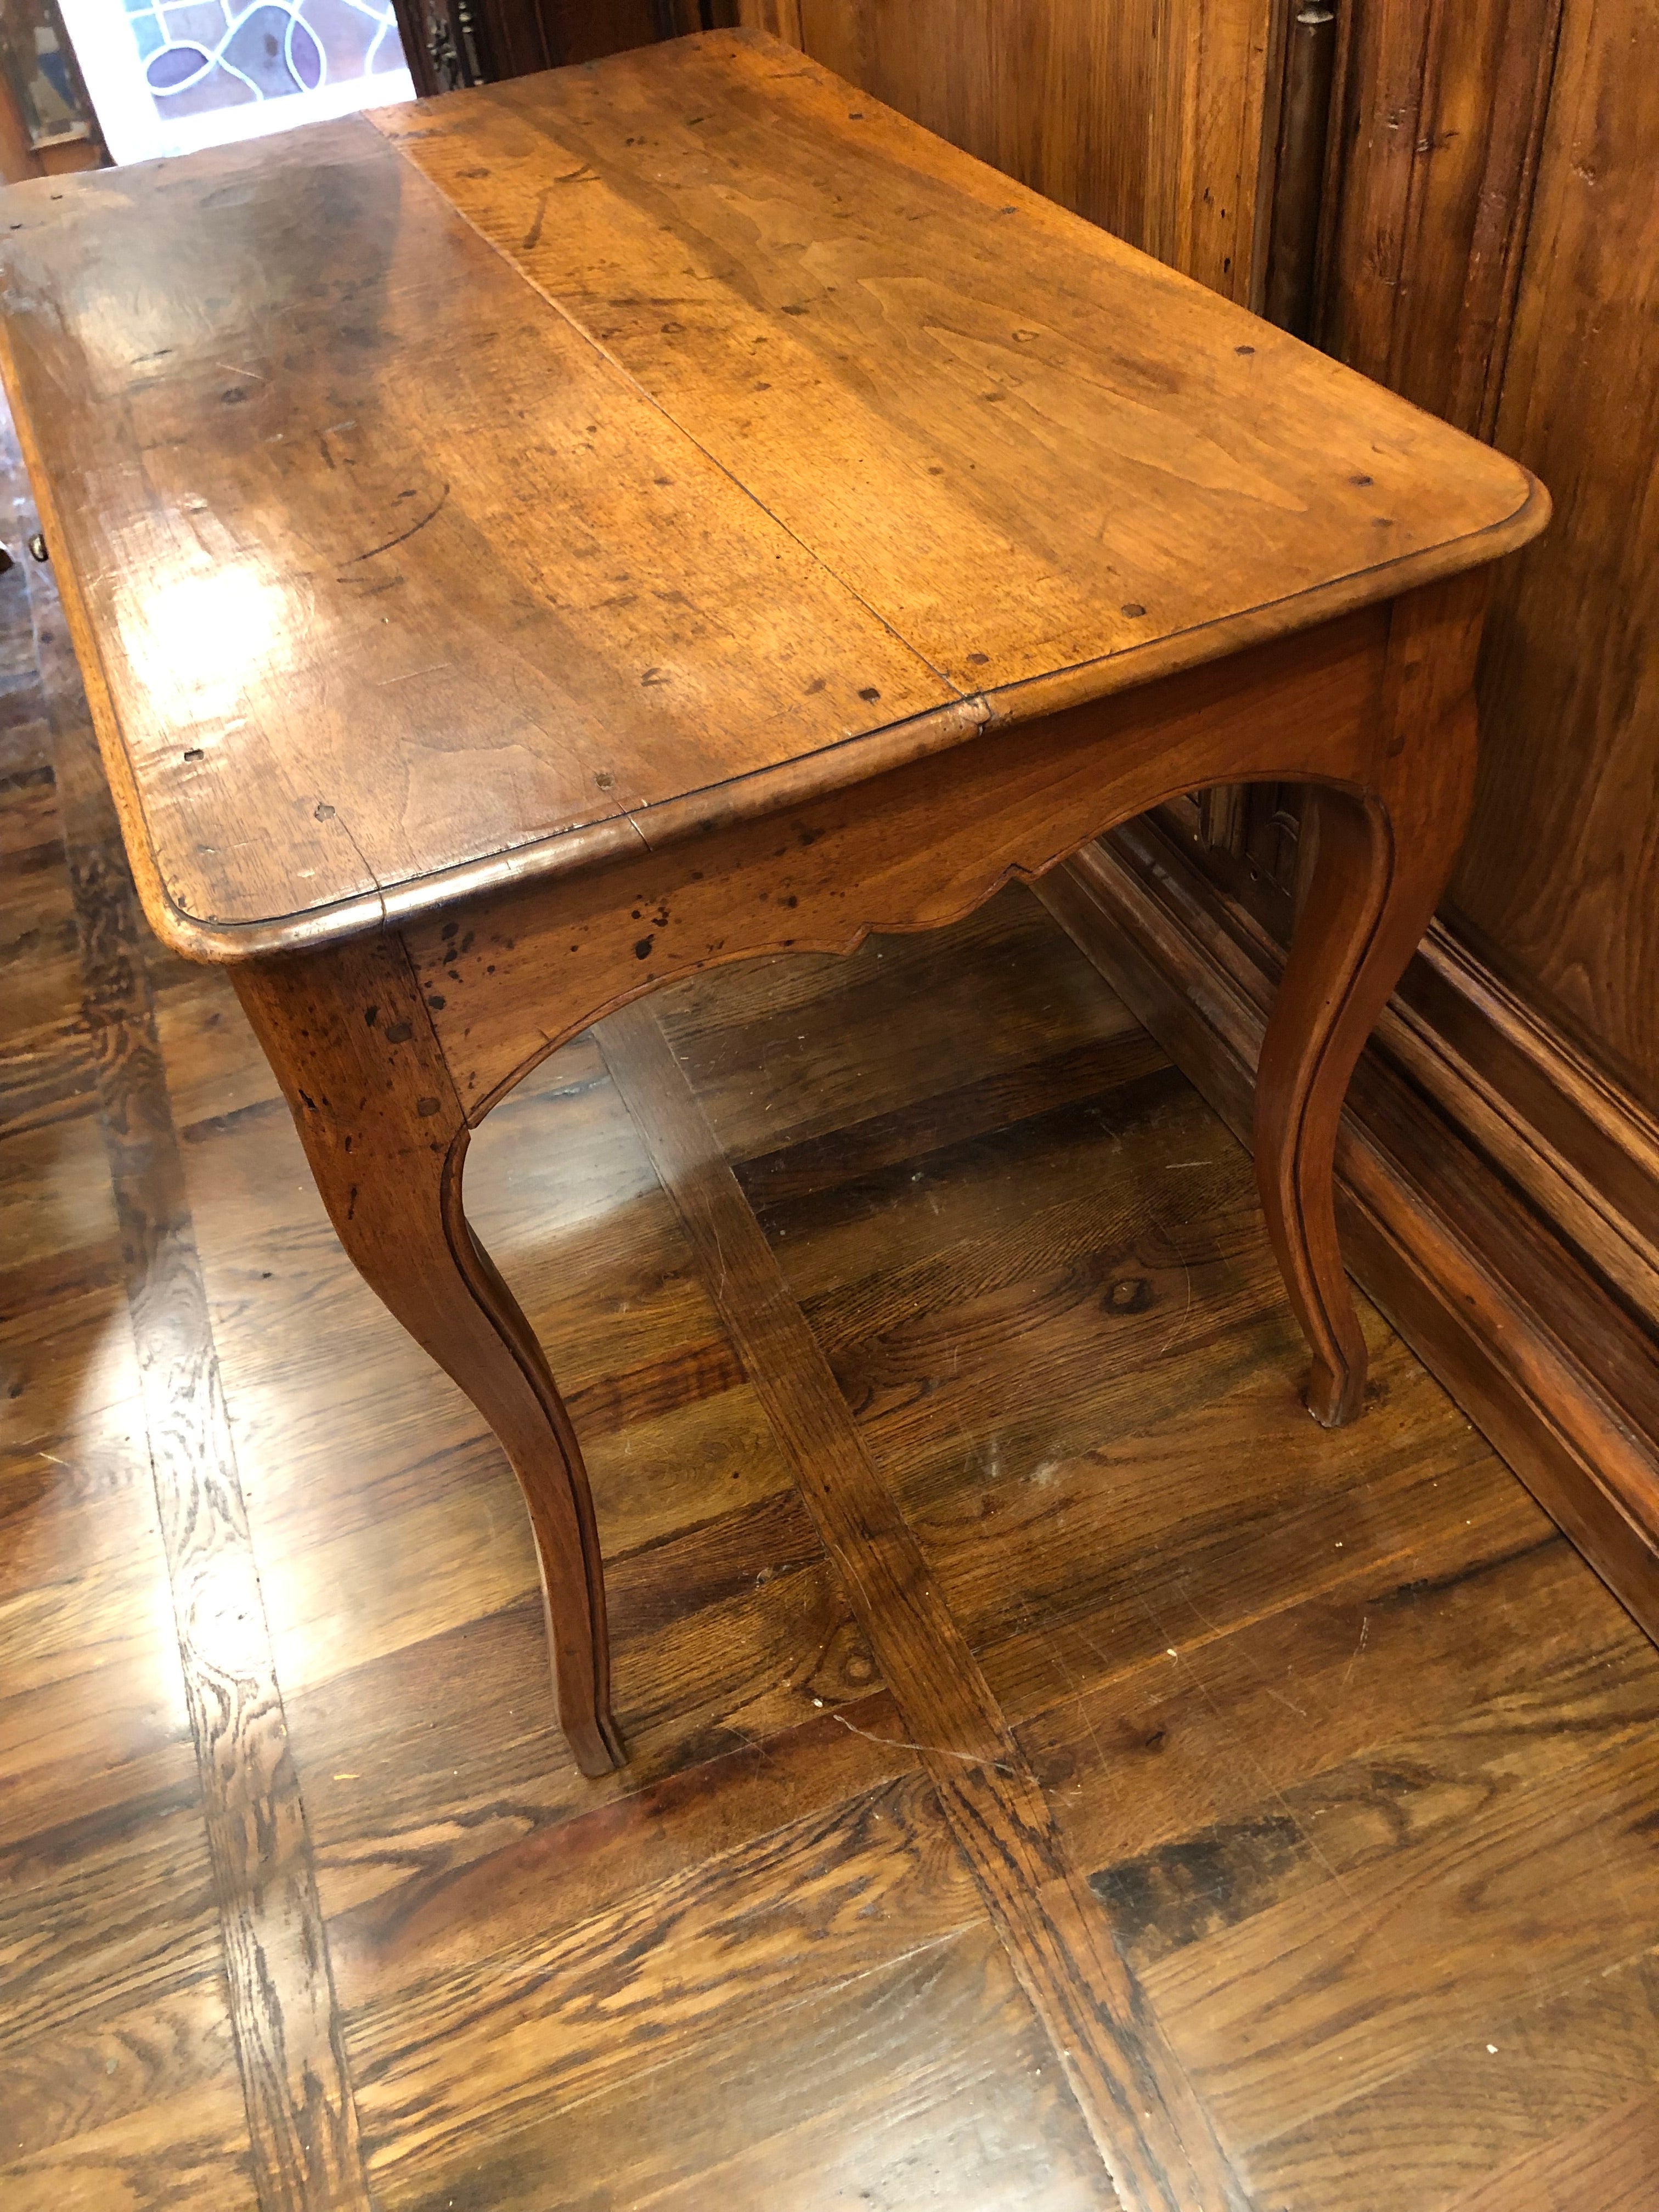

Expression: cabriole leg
xmin=1254 ymin=577 xmax=1484 ymax=1426
xmin=233 ymin=932 xmax=623 ymax=1776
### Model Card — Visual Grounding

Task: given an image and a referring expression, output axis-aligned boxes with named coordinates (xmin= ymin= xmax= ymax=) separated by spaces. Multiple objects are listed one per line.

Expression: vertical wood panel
xmin=1166 ymin=0 xmax=1278 ymax=300
xmin=1319 ymin=0 xmax=1562 ymax=432
xmin=1447 ymin=0 xmax=1659 ymax=1108
xmin=792 ymin=0 xmax=1273 ymax=298
xmin=731 ymin=0 xmax=805 ymax=41
xmin=1204 ymin=0 xmax=1562 ymax=907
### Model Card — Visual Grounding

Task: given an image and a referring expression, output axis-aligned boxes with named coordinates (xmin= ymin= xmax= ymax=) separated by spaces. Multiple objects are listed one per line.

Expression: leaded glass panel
xmin=123 ymin=0 xmax=405 ymax=121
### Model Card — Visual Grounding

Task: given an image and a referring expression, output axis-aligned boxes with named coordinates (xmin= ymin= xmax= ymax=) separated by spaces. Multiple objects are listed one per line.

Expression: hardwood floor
xmin=4 ymin=399 xmax=1659 ymax=2205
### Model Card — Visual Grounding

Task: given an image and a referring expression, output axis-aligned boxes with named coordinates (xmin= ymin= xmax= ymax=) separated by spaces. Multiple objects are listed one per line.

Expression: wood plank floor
xmin=4 ymin=400 xmax=1659 ymax=2208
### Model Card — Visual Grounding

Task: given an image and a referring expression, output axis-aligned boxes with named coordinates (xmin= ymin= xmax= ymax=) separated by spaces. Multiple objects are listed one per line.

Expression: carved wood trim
xmin=1261 ymin=0 xmax=1339 ymax=335
xmin=1388 ymin=928 xmax=1659 ymax=1334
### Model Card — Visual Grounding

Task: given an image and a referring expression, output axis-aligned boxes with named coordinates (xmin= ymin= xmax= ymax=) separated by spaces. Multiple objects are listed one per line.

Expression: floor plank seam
xmin=597 ymin=996 xmax=1248 ymax=2212
xmin=366 ymin=110 xmax=974 ymax=714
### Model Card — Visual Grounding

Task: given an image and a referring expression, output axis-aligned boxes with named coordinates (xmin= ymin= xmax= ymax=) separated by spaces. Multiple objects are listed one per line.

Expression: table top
xmin=0 ymin=29 xmax=1545 ymax=961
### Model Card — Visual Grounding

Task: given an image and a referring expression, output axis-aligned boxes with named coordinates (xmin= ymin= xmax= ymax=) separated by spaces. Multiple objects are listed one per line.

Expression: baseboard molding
xmin=1036 ymin=822 xmax=1659 ymax=1636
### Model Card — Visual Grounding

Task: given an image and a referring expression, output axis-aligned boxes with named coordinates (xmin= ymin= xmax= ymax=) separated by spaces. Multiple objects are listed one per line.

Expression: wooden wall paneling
xmin=1192 ymin=0 xmax=1353 ymax=848
xmin=1447 ymin=0 xmax=1659 ymax=1110
xmin=730 ymin=0 xmax=805 ymax=41
xmin=1317 ymin=0 xmax=1436 ymax=389
xmin=789 ymin=1 xmax=1093 ymax=230
xmin=397 ymin=0 xmax=670 ymax=94
xmin=1317 ymin=0 xmax=1564 ymax=432
xmin=535 ymin=0 xmax=669 ymax=64
xmin=1155 ymin=0 xmax=1279 ymax=301
xmin=471 ymin=0 xmax=668 ymax=76
xmin=1198 ymin=0 xmax=1565 ymax=907
xmin=1297 ymin=0 xmax=1355 ymax=337
xmin=787 ymin=0 xmax=1274 ymax=299
xmin=472 ymin=0 xmax=550 ymax=79
xmin=1390 ymin=933 xmax=1659 ymax=1341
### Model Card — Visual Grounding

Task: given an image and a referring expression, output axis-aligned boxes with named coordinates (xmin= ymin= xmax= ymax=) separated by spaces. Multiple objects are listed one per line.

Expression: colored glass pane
xmin=127 ymin=0 xmax=404 ymax=120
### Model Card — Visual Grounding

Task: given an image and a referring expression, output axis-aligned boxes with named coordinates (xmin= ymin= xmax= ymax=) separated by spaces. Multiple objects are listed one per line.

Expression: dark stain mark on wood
xmin=522 ymin=186 xmax=554 ymax=253
xmin=340 ymin=483 xmax=451 ymax=568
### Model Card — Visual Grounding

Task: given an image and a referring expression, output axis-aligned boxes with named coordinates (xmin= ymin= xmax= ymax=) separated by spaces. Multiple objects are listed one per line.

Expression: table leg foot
xmin=235 ymin=938 xmax=624 ymax=1776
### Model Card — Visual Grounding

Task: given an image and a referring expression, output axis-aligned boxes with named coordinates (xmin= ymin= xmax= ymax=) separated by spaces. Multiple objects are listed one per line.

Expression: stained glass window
xmin=59 ymin=0 xmax=414 ymax=162
xmin=123 ymin=0 xmax=404 ymax=121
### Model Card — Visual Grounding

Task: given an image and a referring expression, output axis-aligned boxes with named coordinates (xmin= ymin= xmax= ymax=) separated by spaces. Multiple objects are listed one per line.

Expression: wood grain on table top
xmin=0 ymin=29 xmax=1545 ymax=960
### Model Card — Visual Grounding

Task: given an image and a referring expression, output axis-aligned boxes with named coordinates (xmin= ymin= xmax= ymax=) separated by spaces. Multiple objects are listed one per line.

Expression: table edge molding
xmin=77 ymin=481 xmax=1545 ymax=965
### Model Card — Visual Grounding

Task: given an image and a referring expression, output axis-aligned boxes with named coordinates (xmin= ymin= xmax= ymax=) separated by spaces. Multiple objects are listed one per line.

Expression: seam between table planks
xmin=596 ymin=997 xmax=1248 ymax=2212
xmin=363 ymin=109 xmax=970 ymax=714
xmin=366 ymin=64 xmax=1548 ymax=738
xmin=26 ymin=518 xmax=374 ymax=2212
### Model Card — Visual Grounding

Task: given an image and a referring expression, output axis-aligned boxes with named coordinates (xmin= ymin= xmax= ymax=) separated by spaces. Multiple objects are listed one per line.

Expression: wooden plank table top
xmin=0 ymin=27 xmax=1539 ymax=962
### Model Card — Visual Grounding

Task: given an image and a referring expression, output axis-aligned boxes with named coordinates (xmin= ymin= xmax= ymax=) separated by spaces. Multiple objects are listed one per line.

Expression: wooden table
xmin=1 ymin=30 xmax=1546 ymax=1781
